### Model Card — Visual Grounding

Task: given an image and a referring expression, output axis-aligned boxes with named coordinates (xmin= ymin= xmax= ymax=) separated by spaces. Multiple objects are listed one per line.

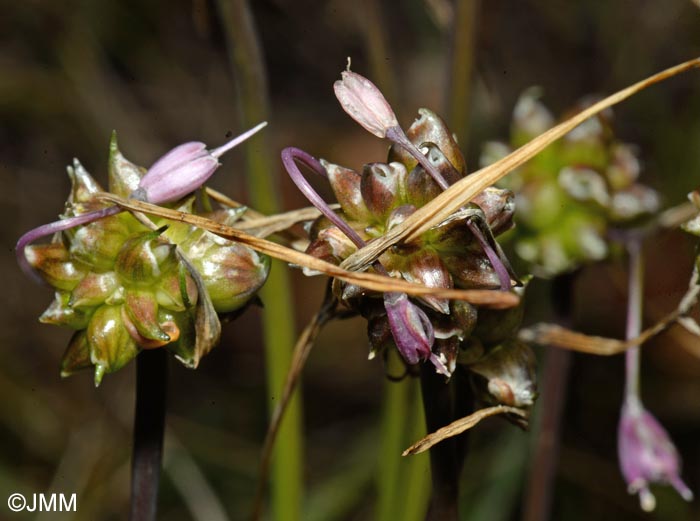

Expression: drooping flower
xmin=334 ymin=67 xmax=398 ymax=139
xmin=618 ymin=395 xmax=693 ymax=511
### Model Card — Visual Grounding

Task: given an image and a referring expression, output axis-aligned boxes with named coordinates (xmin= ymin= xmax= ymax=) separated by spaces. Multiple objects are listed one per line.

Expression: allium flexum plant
xmin=17 ymin=125 xmax=270 ymax=384
xmin=283 ymin=69 xmax=535 ymax=409
xmin=15 ymin=124 xmax=271 ymax=520
xmin=15 ymin=51 xmax=700 ymax=521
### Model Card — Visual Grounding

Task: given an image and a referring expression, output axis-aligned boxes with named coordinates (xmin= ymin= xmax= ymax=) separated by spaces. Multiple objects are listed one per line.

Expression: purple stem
xmin=282 ymin=147 xmax=438 ymax=367
xmin=129 ymin=349 xmax=167 ymax=521
xmin=385 ymin=126 xmax=450 ymax=190
xmin=281 ymin=147 xmax=366 ymax=249
xmin=625 ymin=239 xmax=643 ymax=399
xmin=465 ymin=220 xmax=511 ymax=291
xmin=16 ymin=205 xmax=122 ymax=285
xmin=385 ymin=127 xmax=511 ymax=291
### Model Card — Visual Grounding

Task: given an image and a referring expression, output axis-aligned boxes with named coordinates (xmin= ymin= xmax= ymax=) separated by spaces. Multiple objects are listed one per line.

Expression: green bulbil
xmin=482 ymin=89 xmax=660 ymax=277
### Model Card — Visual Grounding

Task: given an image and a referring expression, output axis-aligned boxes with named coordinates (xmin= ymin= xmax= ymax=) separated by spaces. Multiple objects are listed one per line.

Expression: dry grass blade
xmin=519 ymin=266 xmax=700 ymax=355
xmin=205 ymin=187 xmax=264 ymax=219
xmin=205 ymin=187 xmax=314 ymax=244
xmin=403 ymin=405 xmax=527 ymax=456
xmin=98 ymin=193 xmax=519 ymax=308
xmin=234 ymin=206 xmax=333 ymax=237
xmin=518 ymin=325 xmax=628 ymax=355
xmin=340 ymin=58 xmax=700 ymax=273
xmin=656 ymin=201 xmax=698 ymax=230
xmin=250 ymin=285 xmax=337 ymax=521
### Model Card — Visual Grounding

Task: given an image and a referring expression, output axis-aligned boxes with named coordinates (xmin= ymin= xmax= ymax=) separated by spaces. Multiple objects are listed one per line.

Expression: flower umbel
xmin=18 ymin=130 xmax=270 ymax=384
xmin=284 ymin=66 xmax=533 ymax=394
xmin=481 ymin=90 xmax=659 ymax=277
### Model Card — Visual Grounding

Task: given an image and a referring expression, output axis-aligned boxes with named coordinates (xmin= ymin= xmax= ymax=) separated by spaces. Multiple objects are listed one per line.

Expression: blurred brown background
xmin=1 ymin=0 xmax=700 ymax=520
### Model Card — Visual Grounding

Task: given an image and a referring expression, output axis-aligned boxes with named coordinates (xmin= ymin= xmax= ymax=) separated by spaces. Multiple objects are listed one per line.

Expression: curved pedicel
xmin=16 ymin=206 xmax=122 ymax=285
xmin=281 ymin=146 xmax=446 ymax=374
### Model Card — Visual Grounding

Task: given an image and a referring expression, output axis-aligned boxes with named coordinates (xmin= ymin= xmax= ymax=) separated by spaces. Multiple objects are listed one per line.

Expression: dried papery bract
xmin=390 ymin=58 xmax=700 ymax=462
xmin=97 ymin=194 xmax=521 ymax=308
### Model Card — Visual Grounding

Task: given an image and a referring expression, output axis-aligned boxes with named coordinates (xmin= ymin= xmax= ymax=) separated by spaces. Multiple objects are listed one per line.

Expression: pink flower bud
xmin=384 ymin=291 xmax=432 ymax=363
xmin=134 ymin=122 xmax=267 ymax=204
xmin=618 ymin=396 xmax=693 ymax=511
xmin=384 ymin=291 xmax=449 ymax=376
xmin=334 ymin=69 xmax=399 ymax=138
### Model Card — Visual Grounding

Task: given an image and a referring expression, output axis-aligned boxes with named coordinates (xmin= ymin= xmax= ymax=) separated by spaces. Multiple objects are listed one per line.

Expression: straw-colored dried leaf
xmin=403 ymin=405 xmax=527 ymax=456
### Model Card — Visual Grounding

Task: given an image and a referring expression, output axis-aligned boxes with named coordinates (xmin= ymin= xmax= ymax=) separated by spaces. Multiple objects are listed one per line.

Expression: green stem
xmin=376 ymin=351 xmax=410 ymax=521
xmin=402 ymin=383 xmax=432 ymax=521
xmin=258 ymin=267 xmax=303 ymax=521
xmin=216 ymin=2 xmax=303 ymax=520
xmin=445 ymin=0 xmax=479 ymax=144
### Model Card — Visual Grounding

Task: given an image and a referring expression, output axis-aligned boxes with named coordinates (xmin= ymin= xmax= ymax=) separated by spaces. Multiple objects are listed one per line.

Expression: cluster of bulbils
xmin=480 ymin=90 xmax=692 ymax=511
xmin=282 ymin=69 xmax=537 ymax=412
xmin=482 ymin=88 xmax=660 ymax=277
xmin=18 ymin=128 xmax=269 ymax=385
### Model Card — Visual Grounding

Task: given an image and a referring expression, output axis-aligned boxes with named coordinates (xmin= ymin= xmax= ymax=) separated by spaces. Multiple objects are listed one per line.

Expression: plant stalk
xmin=129 ymin=349 xmax=168 ymax=521
xmin=624 ymin=240 xmax=643 ymax=399
xmin=522 ymin=272 xmax=576 ymax=521
xmin=376 ymin=352 xmax=410 ymax=521
xmin=215 ymin=2 xmax=304 ymax=519
xmin=420 ymin=365 xmax=463 ymax=521
xmin=445 ymin=0 xmax=479 ymax=145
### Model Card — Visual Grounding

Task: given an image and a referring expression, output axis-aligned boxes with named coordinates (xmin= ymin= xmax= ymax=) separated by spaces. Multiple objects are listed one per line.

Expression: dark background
xmin=1 ymin=1 xmax=700 ymax=519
